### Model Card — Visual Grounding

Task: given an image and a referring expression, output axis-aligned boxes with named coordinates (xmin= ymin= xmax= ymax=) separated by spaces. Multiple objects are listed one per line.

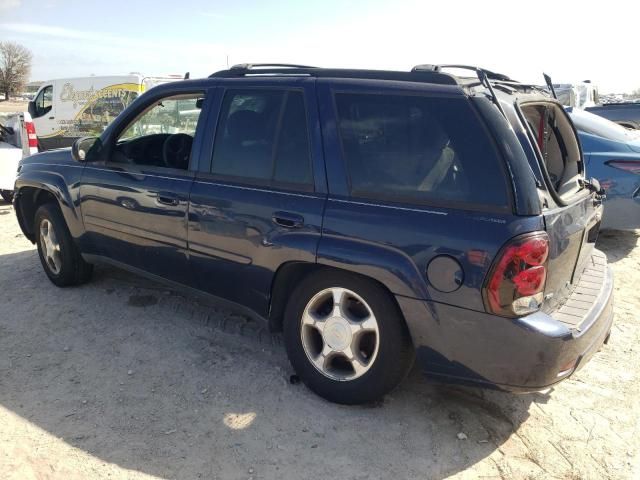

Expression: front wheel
xmin=34 ymin=203 xmax=93 ymax=287
xmin=283 ymin=270 xmax=414 ymax=404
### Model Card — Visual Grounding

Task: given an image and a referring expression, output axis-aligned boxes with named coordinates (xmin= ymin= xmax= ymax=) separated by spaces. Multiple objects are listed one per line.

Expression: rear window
xmin=334 ymin=93 xmax=508 ymax=209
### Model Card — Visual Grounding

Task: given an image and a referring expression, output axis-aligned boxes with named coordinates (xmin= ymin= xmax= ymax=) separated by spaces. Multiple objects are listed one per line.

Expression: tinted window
xmin=211 ymin=89 xmax=312 ymax=188
xmin=335 ymin=93 xmax=508 ymax=208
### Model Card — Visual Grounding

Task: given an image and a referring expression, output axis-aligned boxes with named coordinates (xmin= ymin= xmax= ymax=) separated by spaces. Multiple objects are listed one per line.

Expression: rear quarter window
xmin=334 ymin=92 xmax=509 ymax=209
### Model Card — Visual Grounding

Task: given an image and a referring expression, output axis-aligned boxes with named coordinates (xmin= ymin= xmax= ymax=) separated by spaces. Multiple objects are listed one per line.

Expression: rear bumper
xmin=397 ymin=250 xmax=614 ymax=392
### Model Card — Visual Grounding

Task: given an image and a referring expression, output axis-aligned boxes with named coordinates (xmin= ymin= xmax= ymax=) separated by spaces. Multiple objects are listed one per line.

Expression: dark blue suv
xmin=14 ymin=64 xmax=614 ymax=404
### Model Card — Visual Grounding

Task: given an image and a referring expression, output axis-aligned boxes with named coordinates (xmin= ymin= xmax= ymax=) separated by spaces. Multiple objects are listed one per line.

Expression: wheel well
xmin=268 ymin=262 xmax=406 ymax=333
xmin=15 ymin=187 xmax=58 ymax=241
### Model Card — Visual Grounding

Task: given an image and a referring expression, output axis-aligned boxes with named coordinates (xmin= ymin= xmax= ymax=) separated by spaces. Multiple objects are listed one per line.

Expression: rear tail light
xmin=606 ymin=160 xmax=640 ymax=175
xmin=25 ymin=121 xmax=38 ymax=149
xmin=483 ymin=232 xmax=549 ymax=317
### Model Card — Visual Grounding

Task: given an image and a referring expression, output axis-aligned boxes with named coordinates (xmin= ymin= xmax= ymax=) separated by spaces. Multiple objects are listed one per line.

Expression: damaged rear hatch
xmin=518 ymin=100 xmax=604 ymax=323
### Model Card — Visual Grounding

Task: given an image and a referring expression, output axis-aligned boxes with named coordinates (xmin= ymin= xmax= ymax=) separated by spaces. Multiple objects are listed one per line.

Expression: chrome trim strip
xmin=328 ymin=198 xmax=448 ymax=216
xmin=193 ymin=180 xmax=318 ymax=199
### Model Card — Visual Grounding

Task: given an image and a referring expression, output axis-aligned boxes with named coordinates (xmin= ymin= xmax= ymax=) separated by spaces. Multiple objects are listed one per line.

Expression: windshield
xmin=567 ymin=107 xmax=640 ymax=143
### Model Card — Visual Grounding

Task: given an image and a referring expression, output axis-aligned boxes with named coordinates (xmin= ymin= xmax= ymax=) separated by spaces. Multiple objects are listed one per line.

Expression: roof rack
xmin=412 ymin=64 xmax=514 ymax=82
xmin=209 ymin=64 xmax=459 ymax=85
xmin=412 ymin=64 xmax=511 ymax=117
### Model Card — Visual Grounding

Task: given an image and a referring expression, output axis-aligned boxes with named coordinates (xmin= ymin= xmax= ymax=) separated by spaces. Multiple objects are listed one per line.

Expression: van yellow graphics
xmin=30 ymin=74 xmax=174 ymax=150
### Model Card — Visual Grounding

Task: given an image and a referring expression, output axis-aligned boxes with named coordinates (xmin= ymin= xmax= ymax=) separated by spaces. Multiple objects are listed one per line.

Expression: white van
xmin=28 ymin=74 xmax=181 ymax=150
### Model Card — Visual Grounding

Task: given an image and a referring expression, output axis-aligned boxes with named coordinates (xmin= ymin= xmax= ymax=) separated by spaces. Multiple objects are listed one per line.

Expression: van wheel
xmin=283 ymin=270 xmax=414 ymax=404
xmin=1 ymin=191 xmax=13 ymax=203
xmin=34 ymin=203 xmax=93 ymax=287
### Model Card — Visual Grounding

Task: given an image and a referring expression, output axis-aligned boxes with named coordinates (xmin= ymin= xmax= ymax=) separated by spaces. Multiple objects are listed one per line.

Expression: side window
xmin=33 ymin=85 xmax=53 ymax=117
xmin=334 ymin=93 xmax=508 ymax=208
xmin=211 ymin=89 xmax=313 ymax=189
xmin=111 ymin=93 xmax=204 ymax=170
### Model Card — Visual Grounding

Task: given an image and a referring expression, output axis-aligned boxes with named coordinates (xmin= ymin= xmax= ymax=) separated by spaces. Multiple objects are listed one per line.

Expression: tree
xmin=0 ymin=41 xmax=33 ymax=100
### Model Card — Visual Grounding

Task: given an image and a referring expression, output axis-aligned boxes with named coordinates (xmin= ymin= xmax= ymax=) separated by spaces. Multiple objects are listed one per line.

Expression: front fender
xmin=14 ymin=163 xmax=85 ymax=241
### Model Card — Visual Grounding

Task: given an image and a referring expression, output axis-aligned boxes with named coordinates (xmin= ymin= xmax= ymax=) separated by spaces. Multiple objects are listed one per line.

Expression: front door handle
xmin=48 ymin=116 xmax=55 ymax=120
xmin=272 ymin=211 xmax=304 ymax=228
xmin=157 ymin=192 xmax=180 ymax=206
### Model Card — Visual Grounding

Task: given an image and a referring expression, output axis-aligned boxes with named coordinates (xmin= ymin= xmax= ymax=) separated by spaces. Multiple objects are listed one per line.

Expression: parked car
xmin=28 ymin=74 xmax=181 ymax=151
xmin=0 ymin=112 xmax=38 ymax=202
xmin=13 ymin=64 xmax=614 ymax=404
xmin=567 ymin=107 xmax=640 ymax=230
xmin=585 ymin=102 xmax=640 ymax=130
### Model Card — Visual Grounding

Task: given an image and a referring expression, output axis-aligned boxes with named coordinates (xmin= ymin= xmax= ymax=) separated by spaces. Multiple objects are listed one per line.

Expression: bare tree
xmin=0 ymin=41 xmax=33 ymax=101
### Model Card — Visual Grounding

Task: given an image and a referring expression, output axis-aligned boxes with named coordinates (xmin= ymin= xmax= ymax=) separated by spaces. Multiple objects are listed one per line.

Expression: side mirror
xmin=28 ymin=101 xmax=36 ymax=117
xmin=72 ymin=136 xmax=100 ymax=162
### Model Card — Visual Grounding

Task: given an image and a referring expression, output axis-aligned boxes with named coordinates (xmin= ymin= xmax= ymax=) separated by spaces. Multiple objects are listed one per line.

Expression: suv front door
xmin=188 ymin=79 xmax=327 ymax=316
xmin=79 ymin=88 xmax=209 ymax=284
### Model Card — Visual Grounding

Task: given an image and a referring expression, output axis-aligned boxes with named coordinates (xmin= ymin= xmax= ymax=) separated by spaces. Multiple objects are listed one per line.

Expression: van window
xmin=211 ymin=89 xmax=313 ymax=189
xmin=334 ymin=93 xmax=508 ymax=208
xmin=33 ymin=85 xmax=53 ymax=117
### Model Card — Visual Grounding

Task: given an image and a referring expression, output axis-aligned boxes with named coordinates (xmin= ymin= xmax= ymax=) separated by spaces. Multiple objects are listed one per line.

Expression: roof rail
xmin=210 ymin=63 xmax=318 ymax=78
xmin=209 ymin=65 xmax=459 ymax=85
xmin=412 ymin=64 xmax=509 ymax=117
xmin=231 ymin=63 xmax=319 ymax=71
xmin=412 ymin=64 xmax=514 ymax=82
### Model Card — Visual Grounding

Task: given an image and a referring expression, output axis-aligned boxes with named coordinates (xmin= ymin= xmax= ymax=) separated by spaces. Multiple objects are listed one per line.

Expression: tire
xmin=34 ymin=203 xmax=93 ymax=287
xmin=283 ymin=270 xmax=414 ymax=404
xmin=1 ymin=190 xmax=13 ymax=203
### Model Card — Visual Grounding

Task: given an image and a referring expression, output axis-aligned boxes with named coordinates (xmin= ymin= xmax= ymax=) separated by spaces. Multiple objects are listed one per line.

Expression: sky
xmin=0 ymin=0 xmax=638 ymax=93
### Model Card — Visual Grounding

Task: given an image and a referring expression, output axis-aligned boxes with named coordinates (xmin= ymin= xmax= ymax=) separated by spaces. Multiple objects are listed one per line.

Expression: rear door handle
xmin=272 ymin=211 xmax=304 ymax=228
xmin=48 ymin=116 xmax=55 ymax=120
xmin=157 ymin=192 xmax=180 ymax=206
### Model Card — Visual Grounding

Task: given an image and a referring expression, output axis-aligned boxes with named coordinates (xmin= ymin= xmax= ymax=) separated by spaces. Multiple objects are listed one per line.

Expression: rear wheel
xmin=283 ymin=270 xmax=414 ymax=404
xmin=34 ymin=203 xmax=93 ymax=287
xmin=1 ymin=190 xmax=13 ymax=203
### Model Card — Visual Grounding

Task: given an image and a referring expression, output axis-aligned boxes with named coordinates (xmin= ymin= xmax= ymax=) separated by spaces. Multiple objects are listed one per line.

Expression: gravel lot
xmin=0 ymin=101 xmax=28 ymax=114
xmin=0 ymin=199 xmax=638 ymax=480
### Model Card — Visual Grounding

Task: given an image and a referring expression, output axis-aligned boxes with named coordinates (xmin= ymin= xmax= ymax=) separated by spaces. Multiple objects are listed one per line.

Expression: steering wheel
xmin=162 ymin=134 xmax=193 ymax=169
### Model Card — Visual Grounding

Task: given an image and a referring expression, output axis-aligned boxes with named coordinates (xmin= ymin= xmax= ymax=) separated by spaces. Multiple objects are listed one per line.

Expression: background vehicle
xmin=0 ymin=112 xmax=37 ymax=202
xmin=567 ymin=106 xmax=640 ymax=230
xmin=28 ymin=74 xmax=181 ymax=150
xmin=585 ymin=102 xmax=640 ymax=130
xmin=13 ymin=64 xmax=613 ymax=404
xmin=554 ymin=81 xmax=599 ymax=108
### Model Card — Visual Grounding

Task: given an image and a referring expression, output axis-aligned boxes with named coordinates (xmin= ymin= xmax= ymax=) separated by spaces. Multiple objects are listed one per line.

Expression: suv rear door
xmin=188 ymin=78 xmax=327 ymax=317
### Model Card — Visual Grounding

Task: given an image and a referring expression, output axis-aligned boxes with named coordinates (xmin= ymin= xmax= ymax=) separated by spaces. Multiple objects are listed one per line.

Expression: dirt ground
xmin=0 ymin=199 xmax=638 ymax=480
xmin=0 ymin=100 xmax=28 ymax=114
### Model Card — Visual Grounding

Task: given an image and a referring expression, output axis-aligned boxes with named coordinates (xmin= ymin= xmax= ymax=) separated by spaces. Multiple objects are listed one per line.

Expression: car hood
xmin=19 ymin=147 xmax=74 ymax=167
xmin=578 ymin=131 xmax=640 ymax=155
